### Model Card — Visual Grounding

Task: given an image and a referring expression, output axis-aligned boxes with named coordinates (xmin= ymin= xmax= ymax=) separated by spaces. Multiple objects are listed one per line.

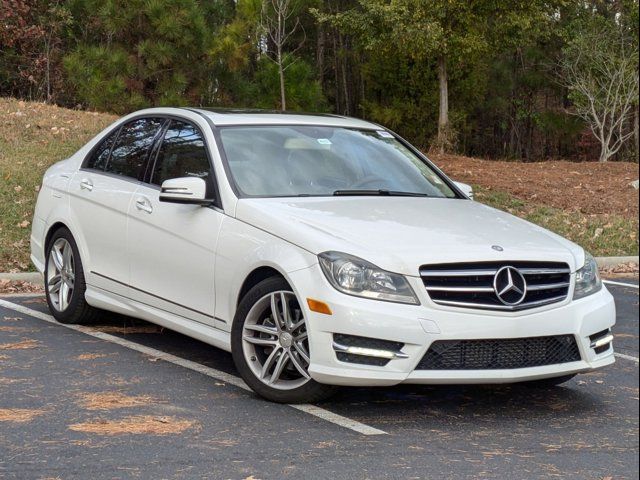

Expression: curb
xmin=1 ymin=256 xmax=638 ymax=285
xmin=595 ymin=256 xmax=639 ymax=269
xmin=0 ymin=272 xmax=43 ymax=284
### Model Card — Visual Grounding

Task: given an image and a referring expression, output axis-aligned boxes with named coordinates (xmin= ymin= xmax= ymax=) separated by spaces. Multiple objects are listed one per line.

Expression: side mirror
xmin=159 ymin=177 xmax=212 ymax=205
xmin=454 ymin=181 xmax=474 ymax=200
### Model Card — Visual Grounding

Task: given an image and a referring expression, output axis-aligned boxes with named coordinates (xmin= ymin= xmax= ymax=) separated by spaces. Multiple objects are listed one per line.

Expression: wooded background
xmin=1 ymin=0 xmax=638 ymax=162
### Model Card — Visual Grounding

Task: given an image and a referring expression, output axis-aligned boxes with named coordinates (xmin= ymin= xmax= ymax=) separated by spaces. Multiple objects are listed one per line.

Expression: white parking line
xmin=603 ymin=280 xmax=639 ymax=289
xmin=0 ymin=298 xmax=387 ymax=436
xmin=615 ymin=352 xmax=639 ymax=363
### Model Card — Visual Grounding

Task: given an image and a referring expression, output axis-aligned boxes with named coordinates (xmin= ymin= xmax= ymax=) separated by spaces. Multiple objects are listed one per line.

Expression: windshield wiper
xmin=332 ymin=189 xmax=431 ymax=197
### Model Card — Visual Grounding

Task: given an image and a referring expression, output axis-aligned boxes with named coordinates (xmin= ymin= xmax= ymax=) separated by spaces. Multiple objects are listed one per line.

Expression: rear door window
xmin=106 ymin=118 xmax=165 ymax=180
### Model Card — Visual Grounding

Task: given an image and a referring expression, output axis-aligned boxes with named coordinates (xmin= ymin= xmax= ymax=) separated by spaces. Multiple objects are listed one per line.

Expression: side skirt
xmin=84 ymin=285 xmax=232 ymax=353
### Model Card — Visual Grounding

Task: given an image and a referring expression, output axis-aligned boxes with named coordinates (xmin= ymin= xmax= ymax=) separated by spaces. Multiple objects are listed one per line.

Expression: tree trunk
xmin=278 ymin=47 xmax=286 ymax=111
xmin=437 ymin=55 xmax=449 ymax=153
xmin=634 ymin=104 xmax=639 ymax=163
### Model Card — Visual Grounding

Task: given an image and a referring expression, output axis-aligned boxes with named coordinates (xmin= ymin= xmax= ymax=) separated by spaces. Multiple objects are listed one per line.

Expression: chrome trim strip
xmin=526 ymin=282 xmax=571 ymax=291
xmin=520 ymin=268 xmax=571 ymax=275
xmin=332 ymin=341 xmax=409 ymax=359
xmin=432 ymin=295 xmax=567 ymax=311
xmin=420 ymin=269 xmax=497 ymax=277
xmin=590 ymin=334 xmax=614 ymax=349
xmin=425 ymin=286 xmax=494 ymax=293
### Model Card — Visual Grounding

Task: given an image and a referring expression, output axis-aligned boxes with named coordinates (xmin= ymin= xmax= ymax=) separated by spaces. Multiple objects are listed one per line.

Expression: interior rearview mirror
xmin=159 ymin=177 xmax=212 ymax=205
xmin=454 ymin=181 xmax=474 ymax=200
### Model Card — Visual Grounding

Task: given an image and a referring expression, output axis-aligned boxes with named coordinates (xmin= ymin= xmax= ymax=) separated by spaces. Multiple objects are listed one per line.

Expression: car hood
xmin=235 ymin=197 xmax=584 ymax=276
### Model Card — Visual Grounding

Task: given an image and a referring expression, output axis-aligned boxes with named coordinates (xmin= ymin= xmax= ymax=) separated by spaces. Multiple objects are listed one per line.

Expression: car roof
xmin=186 ymin=107 xmax=381 ymax=129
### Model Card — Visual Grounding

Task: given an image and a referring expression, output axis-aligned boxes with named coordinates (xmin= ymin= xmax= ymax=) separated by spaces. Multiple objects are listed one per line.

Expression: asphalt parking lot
xmin=0 ymin=280 xmax=637 ymax=480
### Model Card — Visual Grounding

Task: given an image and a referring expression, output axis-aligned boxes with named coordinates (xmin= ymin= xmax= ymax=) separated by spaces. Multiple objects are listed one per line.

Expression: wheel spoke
xmin=294 ymin=331 xmax=307 ymax=342
xmin=288 ymin=350 xmax=310 ymax=379
xmin=48 ymin=275 xmax=62 ymax=294
xmin=269 ymin=350 xmax=289 ymax=384
xmin=260 ymin=346 xmax=281 ymax=379
xmin=270 ymin=293 xmax=285 ymax=331
xmin=244 ymin=324 xmax=278 ymax=336
xmin=291 ymin=319 xmax=305 ymax=332
xmin=59 ymin=282 xmax=69 ymax=310
xmin=280 ymin=292 xmax=292 ymax=330
xmin=243 ymin=335 xmax=278 ymax=347
xmin=294 ymin=342 xmax=310 ymax=363
xmin=62 ymin=242 xmax=72 ymax=269
xmin=65 ymin=275 xmax=75 ymax=289
xmin=52 ymin=245 xmax=64 ymax=271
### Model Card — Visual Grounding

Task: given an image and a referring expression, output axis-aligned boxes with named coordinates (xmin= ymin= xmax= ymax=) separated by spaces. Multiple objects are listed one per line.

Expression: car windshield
xmin=218 ymin=126 xmax=457 ymax=198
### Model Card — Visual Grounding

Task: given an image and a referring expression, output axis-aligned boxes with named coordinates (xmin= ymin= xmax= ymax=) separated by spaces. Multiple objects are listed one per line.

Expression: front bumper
xmin=289 ymin=264 xmax=616 ymax=387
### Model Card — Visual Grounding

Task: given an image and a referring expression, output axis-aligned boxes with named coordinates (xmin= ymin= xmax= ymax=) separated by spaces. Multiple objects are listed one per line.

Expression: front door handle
xmin=135 ymin=198 xmax=153 ymax=214
xmin=80 ymin=178 xmax=93 ymax=191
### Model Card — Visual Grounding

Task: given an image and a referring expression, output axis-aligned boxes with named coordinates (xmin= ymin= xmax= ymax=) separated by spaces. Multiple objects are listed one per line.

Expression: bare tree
xmin=260 ymin=0 xmax=305 ymax=111
xmin=558 ymin=28 xmax=639 ymax=162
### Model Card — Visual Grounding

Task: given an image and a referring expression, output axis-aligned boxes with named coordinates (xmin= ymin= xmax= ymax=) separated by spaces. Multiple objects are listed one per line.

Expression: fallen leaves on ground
xmin=0 ymin=408 xmax=45 ymax=423
xmin=0 ymin=279 xmax=44 ymax=294
xmin=77 ymin=391 xmax=157 ymax=411
xmin=75 ymin=353 xmax=108 ymax=361
xmin=0 ymin=339 xmax=40 ymax=350
xmin=68 ymin=415 xmax=196 ymax=435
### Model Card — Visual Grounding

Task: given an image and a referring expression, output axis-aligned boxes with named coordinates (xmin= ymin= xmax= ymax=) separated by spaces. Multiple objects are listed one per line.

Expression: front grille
xmin=420 ymin=261 xmax=571 ymax=311
xmin=416 ymin=335 xmax=581 ymax=370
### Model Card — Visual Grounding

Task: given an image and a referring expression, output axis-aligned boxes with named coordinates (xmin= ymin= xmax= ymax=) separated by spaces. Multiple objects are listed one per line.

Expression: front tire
xmin=44 ymin=227 xmax=98 ymax=324
xmin=231 ymin=276 xmax=336 ymax=403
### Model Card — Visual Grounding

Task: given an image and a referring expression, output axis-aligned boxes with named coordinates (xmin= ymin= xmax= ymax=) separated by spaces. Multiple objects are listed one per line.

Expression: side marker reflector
xmin=307 ymin=298 xmax=332 ymax=315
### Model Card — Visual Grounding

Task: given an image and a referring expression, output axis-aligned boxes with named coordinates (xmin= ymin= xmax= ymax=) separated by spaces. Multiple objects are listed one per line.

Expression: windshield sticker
xmin=376 ymin=131 xmax=394 ymax=138
xmin=317 ymin=138 xmax=332 ymax=145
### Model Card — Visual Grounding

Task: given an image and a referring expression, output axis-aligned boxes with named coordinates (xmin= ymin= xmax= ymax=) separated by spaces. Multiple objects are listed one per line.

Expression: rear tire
xmin=522 ymin=374 xmax=577 ymax=388
xmin=44 ymin=227 xmax=98 ymax=324
xmin=231 ymin=276 xmax=337 ymax=403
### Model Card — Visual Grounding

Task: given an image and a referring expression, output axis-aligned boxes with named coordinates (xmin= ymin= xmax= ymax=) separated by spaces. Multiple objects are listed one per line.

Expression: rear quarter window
xmin=84 ymin=127 xmax=120 ymax=170
xmin=105 ymin=118 xmax=165 ymax=180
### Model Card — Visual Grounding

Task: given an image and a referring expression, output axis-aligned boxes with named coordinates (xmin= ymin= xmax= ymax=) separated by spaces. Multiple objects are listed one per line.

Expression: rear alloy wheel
xmin=47 ymin=238 xmax=75 ymax=312
xmin=44 ymin=228 xmax=98 ymax=324
xmin=232 ymin=277 xmax=336 ymax=403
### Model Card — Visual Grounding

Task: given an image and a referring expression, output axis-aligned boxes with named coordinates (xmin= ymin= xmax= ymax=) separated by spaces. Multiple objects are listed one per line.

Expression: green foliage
xmin=63 ymin=0 xmax=232 ymax=112
xmin=249 ymin=56 xmax=327 ymax=111
xmin=1 ymin=0 xmax=638 ymax=161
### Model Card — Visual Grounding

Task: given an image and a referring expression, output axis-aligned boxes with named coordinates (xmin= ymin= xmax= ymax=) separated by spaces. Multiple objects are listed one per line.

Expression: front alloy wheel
xmin=231 ymin=277 xmax=336 ymax=403
xmin=242 ymin=291 xmax=311 ymax=390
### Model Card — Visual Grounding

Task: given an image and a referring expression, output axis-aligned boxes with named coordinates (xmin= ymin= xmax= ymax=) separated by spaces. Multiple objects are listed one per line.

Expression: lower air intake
xmin=416 ymin=335 xmax=581 ymax=370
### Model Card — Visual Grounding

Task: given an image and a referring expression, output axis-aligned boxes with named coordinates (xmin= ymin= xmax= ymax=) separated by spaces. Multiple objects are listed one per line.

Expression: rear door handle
xmin=135 ymin=197 xmax=153 ymax=214
xmin=80 ymin=179 xmax=93 ymax=191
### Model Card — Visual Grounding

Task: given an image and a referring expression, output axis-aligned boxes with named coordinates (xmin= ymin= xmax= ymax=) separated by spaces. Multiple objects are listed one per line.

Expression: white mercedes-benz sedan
xmin=30 ymin=108 xmax=616 ymax=403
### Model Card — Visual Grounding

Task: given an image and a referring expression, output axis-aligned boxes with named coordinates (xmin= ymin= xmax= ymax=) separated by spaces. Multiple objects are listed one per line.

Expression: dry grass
xmin=68 ymin=416 xmax=196 ymax=435
xmin=0 ymin=97 xmax=117 ymax=272
xmin=0 ymin=339 xmax=40 ymax=350
xmin=0 ymin=408 xmax=45 ymax=423
xmin=77 ymin=391 xmax=157 ymax=411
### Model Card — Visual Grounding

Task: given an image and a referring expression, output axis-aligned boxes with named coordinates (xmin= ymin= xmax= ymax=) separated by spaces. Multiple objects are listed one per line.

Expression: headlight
xmin=318 ymin=251 xmax=419 ymax=305
xmin=573 ymin=251 xmax=602 ymax=300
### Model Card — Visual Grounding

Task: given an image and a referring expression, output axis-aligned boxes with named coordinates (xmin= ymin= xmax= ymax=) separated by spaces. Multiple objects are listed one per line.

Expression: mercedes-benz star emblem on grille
xmin=493 ymin=266 xmax=527 ymax=305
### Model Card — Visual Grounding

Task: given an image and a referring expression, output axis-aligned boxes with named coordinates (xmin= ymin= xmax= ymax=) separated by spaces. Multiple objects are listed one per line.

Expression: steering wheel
xmin=349 ymin=175 xmax=389 ymax=189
